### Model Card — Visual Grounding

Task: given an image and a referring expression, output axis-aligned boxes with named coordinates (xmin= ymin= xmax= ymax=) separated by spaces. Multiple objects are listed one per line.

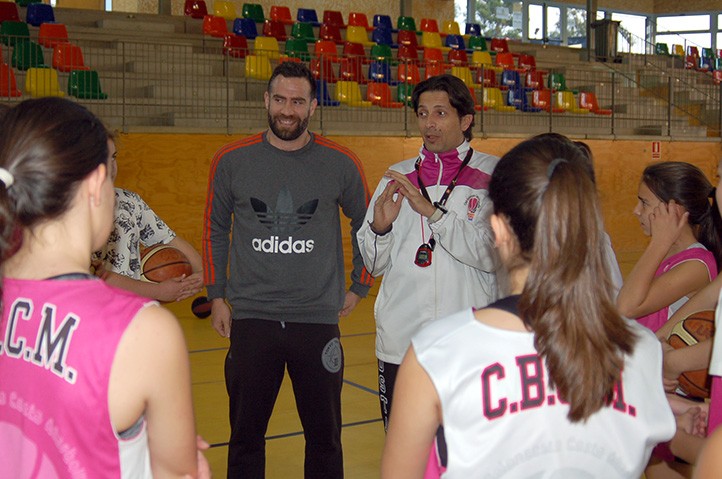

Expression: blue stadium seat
xmin=233 ymin=17 xmax=257 ymax=39
xmin=297 ymin=8 xmax=320 ymax=27
xmin=26 ymin=3 xmax=54 ymax=27
xmin=372 ymin=26 xmax=397 ymax=48
xmin=316 ymin=79 xmax=340 ymax=106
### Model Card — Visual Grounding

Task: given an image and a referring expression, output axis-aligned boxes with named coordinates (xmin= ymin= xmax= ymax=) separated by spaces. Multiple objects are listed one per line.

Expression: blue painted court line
xmin=189 ymin=347 xmax=227 ymax=354
xmin=343 ymin=379 xmax=378 ymax=396
xmin=208 ymin=418 xmax=383 ymax=447
xmin=188 ymin=331 xmax=374 ymax=354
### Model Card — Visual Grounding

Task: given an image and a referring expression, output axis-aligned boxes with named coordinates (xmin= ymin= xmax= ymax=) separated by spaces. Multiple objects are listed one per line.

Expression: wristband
xmin=369 ymin=221 xmax=392 ymax=236
xmin=428 ymin=207 xmax=445 ymax=224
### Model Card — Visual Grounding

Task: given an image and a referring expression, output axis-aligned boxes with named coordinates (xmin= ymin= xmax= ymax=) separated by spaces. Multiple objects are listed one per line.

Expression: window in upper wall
xmin=455 ymin=0 xmax=467 ymax=26
xmin=612 ymin=12 xmax=647 ymax=54
xmin=472 ymin=0 xmax=522 ymax=39
xmin=657 ymin=15 xmax=710 ymax=32
xmin=547 ymin=6 xmax=561 ymax=43
xmin=528 ymin=4 xmax=543 ymax=40
xmin=567 ymin=7 xmax=587 ymax=47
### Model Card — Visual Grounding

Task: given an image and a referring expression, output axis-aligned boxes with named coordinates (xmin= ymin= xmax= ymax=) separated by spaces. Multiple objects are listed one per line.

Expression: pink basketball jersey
xmin=0 ymin=277 xmax=153 ymax=478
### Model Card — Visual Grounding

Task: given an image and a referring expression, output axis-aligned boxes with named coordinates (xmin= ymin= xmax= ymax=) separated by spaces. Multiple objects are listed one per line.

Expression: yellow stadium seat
xmin=25 ymin=67 xmax=65 ymax=97
xmin=471 ymin=51 xmax=502 ymax=73
xmin=213 ymin=0 xmax=236 ymax=20
xmin=421 ymin=31 xmax=449 ymax=52
xmin=441 ymin=20 xmax=461 ymax=36
xmin=555 ymin=90 xmax=589 ymax=114
xmin=334 ymin=81 xmax=372 ymax=107
xmin=483 ymin=87 xmax=515 ymax=112
xmin=244 ymin=54 xmax=272 ymax=80
xmin=254 ymin=36 xmax=280 ymax=60
xmin=450 ymin=66 xmax=476 ymax=88
xmin=345 ymin=25 xmax=374 ymax=47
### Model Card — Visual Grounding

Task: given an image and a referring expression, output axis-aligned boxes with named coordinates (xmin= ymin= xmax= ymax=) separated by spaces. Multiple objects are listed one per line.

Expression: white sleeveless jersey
xmin=412 ymin=308 xmax=675 ymax=478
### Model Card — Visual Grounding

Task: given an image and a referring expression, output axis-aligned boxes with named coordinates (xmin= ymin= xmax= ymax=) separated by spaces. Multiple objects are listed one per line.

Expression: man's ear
xmin=460 ymin=113 xmax=473 ymax=134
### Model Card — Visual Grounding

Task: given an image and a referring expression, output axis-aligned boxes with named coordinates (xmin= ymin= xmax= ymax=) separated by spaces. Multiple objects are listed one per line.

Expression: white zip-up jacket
xmin=358 ymin=142 xmax=499 ymax=364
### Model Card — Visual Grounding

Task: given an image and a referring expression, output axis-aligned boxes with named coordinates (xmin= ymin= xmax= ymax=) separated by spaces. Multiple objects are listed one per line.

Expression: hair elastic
xmin=0 ymin=168 xmax=14 ymax=189
xmin=546 ymin=158 xmax=568 ymax=179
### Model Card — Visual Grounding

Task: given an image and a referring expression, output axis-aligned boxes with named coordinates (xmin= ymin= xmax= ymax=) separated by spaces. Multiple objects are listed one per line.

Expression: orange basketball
xmin=140 ymin=244 xmax=193 ymax=283
xmin=667 ymin=310 xmax=715 ymax=399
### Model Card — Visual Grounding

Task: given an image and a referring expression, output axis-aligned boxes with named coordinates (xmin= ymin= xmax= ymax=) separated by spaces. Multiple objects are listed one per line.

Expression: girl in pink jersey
xmin=617 ymin=162 xmax=722 ymax=333
xmin=0 ymin=98 xmax=207 ymax=478
xmin=616 ymin=162 xmax=722 ymax=478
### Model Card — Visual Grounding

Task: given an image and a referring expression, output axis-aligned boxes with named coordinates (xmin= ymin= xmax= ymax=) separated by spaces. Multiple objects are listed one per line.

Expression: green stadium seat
xmin=11 ymin=39 xmax=45 ymax=71
xmin=290 ymin=22 xmax=315 ymax=43
xmin=396 ymin=16 xmax=417 ymax=32
xmin=67 ymin=69 xmax=108 ymax=99
xmin=655 ymin=43 xmax=670 ymax=55
xmin=241 ymin=3 xmax=264 ymax=23
xmin=284 ymin=37 xmax=310 ymax=61
xmin=1 ymin=21 xmax=30 ymax=47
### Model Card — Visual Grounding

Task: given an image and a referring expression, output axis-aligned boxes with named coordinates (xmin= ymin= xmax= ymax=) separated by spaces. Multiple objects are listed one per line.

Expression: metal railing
xmin=0 ymin=31 xmax=719 ymax=138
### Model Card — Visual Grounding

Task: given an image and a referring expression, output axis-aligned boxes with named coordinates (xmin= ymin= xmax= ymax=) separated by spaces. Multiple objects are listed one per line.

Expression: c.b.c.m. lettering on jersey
xmin=480 ymin=353 xmax=635 ymax=421
xmin=0 ymin=298 xmax=79 ymax=385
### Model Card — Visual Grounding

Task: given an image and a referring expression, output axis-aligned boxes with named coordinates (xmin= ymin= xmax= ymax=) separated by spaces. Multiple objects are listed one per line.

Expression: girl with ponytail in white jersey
xmin=381 ymin=135 xmax=675 ymax=478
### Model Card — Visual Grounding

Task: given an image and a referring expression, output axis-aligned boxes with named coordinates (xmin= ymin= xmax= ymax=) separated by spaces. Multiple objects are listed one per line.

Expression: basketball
xmin=191 ymin=296 xmax=212 ymax=319
xmin=140 ymin=244 xmax=193 ymax=283
xmin=667 ymin=310 xmax=716 ymax=399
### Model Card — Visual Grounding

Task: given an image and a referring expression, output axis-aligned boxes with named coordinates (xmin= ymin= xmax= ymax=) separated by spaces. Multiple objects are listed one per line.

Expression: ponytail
xmin=520 ymin=159 xmax=635 ymax=422
xmin=0 ymin=98 xmax=109 ymax=269
xmin=490 ymin=136 xmax=637 ymax=422
xmin=696 ymin=190 xmax=722 ymax=269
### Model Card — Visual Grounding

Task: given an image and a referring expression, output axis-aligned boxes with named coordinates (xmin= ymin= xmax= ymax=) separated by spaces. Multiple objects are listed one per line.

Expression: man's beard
xmin=268 ymin=112 xmax=309 ymax=141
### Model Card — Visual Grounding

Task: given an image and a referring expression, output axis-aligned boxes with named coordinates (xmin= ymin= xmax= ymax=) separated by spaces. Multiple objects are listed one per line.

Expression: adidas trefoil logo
xmin=250 ymin=186 xmax=318 ymax=254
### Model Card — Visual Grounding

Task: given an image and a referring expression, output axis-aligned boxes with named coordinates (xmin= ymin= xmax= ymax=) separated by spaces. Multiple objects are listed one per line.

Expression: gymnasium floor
xmin=165 ymin=283 xmax=385 ymax=479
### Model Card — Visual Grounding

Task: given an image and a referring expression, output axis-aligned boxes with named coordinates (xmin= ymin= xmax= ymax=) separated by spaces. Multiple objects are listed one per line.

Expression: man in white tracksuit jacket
xmin=357 ymin=74 xmax=499 ymax=432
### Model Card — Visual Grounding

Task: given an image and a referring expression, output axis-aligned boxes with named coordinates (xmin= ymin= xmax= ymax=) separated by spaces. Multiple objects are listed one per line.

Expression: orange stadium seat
xmin=184 ymin=0 xmax=207 ymax=19
xmin=367 ymin=82 xmax=403 ymax=108
xmin=38 ymin=22 xmax=69 ymax=48
xmin=348 ymin=12 xmax=373 ymax=32
xmin=579 ymin=91 xmax=612 ymax=115
xmin=269 ymin=5 xmax=293 ymax=25
xmin=52 ymin=43 xmax=91 ymax=72
xmin=202 ymin=15 xmax=228 ymax=37
xmin=0 ymin=62 xmax=22 ymax=97
xmin=323 ymin=10 xmax=345 ymax=28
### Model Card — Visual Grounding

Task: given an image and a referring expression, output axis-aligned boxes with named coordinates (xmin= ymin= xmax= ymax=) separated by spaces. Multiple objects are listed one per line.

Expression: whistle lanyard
xmin=414 ymin=148 xmax=474 ymax=209
xmin=412 ymin=148 xmax=473 ymax=268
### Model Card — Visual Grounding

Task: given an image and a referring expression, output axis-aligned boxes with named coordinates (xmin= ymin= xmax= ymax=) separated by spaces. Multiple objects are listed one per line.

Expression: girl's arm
xmin=381 ymin=346 xmax=442 ymax=479
xmin=109 ymin=305 xmax=200 ymax=478
xmin=656 ymin=274 xmax=722 ymax=340
xmin=618 ymin=201 xmax=699 ymax=318
xmin=694 ymin=425 xmax=722 ymax=478
xmin=664 ymin=339 xmax=713 ymax=382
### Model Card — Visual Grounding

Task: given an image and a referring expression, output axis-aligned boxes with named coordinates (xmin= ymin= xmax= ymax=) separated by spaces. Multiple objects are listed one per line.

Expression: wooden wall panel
xmin=115 ymin=133 xmax=721 ymax=279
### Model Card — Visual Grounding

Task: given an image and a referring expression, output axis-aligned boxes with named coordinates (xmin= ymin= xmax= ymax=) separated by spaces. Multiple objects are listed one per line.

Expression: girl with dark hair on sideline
xmin=381 ymin=135 xmax=674 ymax=478
xmin=0 ymin=98 xmax=209 ymax=478
xmin=617 ymin=162 xmax=722 ymax=333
